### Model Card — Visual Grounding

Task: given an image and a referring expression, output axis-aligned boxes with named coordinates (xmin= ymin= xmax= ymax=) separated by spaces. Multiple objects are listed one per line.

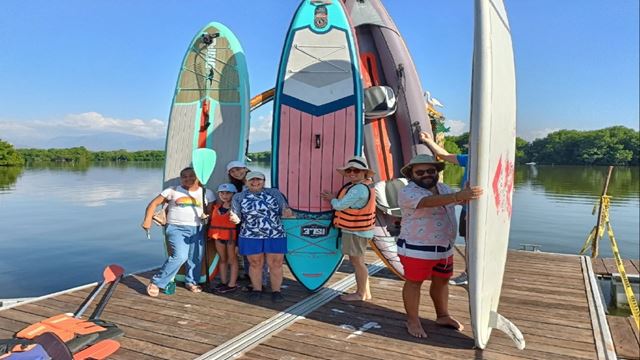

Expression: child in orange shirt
xmin=208 ymin=183 xmax=239 ymax=293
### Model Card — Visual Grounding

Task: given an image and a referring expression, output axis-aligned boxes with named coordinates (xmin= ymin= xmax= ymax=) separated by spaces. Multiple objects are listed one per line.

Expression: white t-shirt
xmin=161 ymin=186 xmax=215 ymax=226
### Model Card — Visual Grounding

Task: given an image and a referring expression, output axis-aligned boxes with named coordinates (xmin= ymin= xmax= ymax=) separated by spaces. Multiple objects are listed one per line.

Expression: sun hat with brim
xmin=226 ymin=160 xmax=247 ymax=172
xmin=245 ymin=171 xmax=265 ymax=180
xmin=217 ymin=183 xmax=237 ymax=193
xmin=400 ymin=154 xmax=445 ymax=178
xmin=337 ymin=156 xmax=375 ymax=178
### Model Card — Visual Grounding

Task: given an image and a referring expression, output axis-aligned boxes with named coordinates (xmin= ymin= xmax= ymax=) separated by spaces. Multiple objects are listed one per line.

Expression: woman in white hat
xmin=321 ymin=156 xmax=376 ymax=301
xmin=226 ymin=160 xmax=250 ymax=193
xmin=229 ymin=171 xmax=294 ymax=303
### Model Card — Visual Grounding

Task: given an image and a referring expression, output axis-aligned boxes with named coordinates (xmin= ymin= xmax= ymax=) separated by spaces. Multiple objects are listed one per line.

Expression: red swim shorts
xmin=399 ymin=255 xmax=454 ymax=282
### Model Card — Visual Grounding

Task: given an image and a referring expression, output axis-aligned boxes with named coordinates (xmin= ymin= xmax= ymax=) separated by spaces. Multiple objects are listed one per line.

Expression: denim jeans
xmin=152 ymin=224 xmax=203 ymax=288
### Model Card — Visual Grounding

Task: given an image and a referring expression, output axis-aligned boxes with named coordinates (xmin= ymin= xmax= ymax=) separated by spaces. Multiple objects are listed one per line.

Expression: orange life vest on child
xmin=332 ymin=181 xmax=376 ymax=231
xmin=208 ymin=204 xmax=237 ymax=241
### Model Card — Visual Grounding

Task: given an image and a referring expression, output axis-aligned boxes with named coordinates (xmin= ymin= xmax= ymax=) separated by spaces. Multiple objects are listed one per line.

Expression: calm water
xmin=0 ymin=163 xmax=638 ymax=299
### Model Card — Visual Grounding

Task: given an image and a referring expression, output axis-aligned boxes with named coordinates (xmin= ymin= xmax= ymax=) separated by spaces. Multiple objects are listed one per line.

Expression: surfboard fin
xmin=489 ymin=311 xmax=525 ymax=350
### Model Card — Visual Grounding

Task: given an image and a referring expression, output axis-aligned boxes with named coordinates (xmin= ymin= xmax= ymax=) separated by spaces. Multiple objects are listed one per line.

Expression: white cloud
xmin=444 ymin=119 xmax=468 ymax=136
xmin=63 ymin=112 xmax=165 ymax=139
xmin=521 ymin=127 xmax=561 ymax=141
xmin=0 ymin=112 xmax=166 ymax=146
xmin=249 ymin=111 xmax=273 ymax=143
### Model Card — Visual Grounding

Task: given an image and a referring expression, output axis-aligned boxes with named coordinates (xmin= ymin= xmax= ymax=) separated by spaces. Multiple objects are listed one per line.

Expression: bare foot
xmin=340 ymin=292 xmax=369 ymax=301
xmin=406 ymin=320 xmax=427 ymax=338
xmin=436 ymin=315 xmax=464 ymax=331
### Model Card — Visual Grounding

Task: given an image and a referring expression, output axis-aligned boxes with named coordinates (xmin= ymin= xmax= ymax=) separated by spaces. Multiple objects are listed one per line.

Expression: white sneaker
xmin=449 ymin=272 xmax=468 ymax=286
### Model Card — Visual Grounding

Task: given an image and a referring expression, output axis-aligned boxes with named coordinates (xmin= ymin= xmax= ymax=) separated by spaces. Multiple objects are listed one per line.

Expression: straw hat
xmin=400 ymin=154 xmax=445 ymax=178
xmin=337 ymin=156 xmax=375 ymax=178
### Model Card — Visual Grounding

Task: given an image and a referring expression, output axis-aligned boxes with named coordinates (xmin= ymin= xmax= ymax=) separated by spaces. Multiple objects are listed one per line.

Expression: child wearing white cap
xmin=208 ymin=183 xmax=239 ymax=293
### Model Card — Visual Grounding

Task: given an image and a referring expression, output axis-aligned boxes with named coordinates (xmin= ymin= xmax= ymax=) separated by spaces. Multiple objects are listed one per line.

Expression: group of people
xmin=141 ymin=161 xmax=292 ymax=303
xmin=140 ymin=130 xmax=483 ymax=339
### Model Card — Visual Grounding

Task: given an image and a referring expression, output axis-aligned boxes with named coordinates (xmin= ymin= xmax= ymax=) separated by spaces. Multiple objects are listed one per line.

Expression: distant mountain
xmin=30 ymin=133 xmax=165 ymax=151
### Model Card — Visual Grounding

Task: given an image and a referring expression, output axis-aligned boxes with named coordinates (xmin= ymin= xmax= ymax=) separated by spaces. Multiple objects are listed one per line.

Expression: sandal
xmin=185 ymin=283 xmax=203 ymax=293
xmin=146 ymin=283 xmax=159 ymax=297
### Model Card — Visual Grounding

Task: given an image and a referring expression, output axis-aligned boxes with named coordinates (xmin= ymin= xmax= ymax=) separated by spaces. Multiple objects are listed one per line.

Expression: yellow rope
xmin=582 ymin=196 xmax=639 ymax=329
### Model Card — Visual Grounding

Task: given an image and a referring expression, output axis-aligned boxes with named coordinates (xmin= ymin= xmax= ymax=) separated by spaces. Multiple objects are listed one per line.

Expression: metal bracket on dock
xmin=519 ymin=243 xmax=541 ymax=252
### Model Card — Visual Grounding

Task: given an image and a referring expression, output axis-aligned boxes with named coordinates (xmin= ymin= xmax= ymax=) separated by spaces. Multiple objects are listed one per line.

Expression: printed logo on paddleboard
xmin=314 ymin=5 xmax=328 ymax=29
xmin=301 ymin=223 xmax=329 ymax=238
xmin=492 ymin=155 xmax=515 ymax=218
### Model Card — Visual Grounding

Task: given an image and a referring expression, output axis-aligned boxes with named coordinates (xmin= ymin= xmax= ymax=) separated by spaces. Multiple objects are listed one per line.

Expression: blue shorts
xmin=238 ymin=236 xmax=287 ymax=255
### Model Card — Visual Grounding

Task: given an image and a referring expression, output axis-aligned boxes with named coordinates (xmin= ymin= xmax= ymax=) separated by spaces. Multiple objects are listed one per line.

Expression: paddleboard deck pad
xmin=468 ymin=0 xmax=524 ymax=350
xmin=272 ymin=0 xmax=363 ymax=291
xmin=163 ymin=22 xmax=250 ymax=284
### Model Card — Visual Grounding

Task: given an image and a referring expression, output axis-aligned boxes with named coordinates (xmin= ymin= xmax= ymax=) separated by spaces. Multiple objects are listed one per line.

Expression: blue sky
xmin=0 ymin=0 xmax=638 ymax=150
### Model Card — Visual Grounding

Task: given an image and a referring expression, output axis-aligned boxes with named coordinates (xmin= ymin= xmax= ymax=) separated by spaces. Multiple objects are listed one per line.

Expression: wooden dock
xmin=592 ymin=257 xmax=640 ymax=277
xmin=0 ymin=249 xmax=631 ymax=359
xmin=591 ymin=257 xmax=640 ymax=359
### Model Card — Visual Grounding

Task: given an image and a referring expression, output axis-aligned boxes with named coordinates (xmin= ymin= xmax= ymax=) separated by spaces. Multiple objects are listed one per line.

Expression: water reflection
xmin=0 ymin=167 xmax=23 ymax=190
xmin=442 ymin=164 xmax=639 ymax=202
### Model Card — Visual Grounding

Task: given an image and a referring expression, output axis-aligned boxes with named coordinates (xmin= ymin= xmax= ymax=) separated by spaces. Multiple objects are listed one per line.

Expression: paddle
xmin=192 ymin=148 xmax=217 ymax=185
xmin=74 ymin=264 xmax=124 ymax=319
xmin=192 ymin=148 xmax=217 ymax=290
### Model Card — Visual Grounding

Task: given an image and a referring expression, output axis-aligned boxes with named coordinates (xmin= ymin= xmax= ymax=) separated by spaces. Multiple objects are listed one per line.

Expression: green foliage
xmin=248 ymin=151 xmax=271 ymax=163
xmin=0 ymin=139 xmax=24 ymax=166
xmin=92 ymin=150 xmax=164 ymax=162
xmin=443 ymin=138 xmax=461 ymax=155
xmin=515 ymin=137 xmax=528 ymax=163
xmin=527 ymin=126 xmax=639 ymax=166
xmin=17 ymin=148 xmax=165 ymax=164
xmin=447 ymin=133 xmax=470 ymax=153
xmin=441 ymin=163 xmax=465 ymax=188
xmin=0 ymin=166 xmax=23 ymax=189
xmin=442 ymin=127 xmax=638 ymax=166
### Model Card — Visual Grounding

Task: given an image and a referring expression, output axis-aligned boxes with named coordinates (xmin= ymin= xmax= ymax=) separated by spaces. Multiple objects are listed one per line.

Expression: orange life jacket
xmin=333 ymin=181 xmax=376 ymax=231
xmin=208 ymin=204 xmax=237 ymax=241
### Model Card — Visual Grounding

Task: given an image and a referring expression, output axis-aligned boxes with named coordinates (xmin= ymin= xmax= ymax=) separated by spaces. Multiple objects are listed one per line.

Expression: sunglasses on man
xmin=413 ymin=168 xmax=438 ymax=176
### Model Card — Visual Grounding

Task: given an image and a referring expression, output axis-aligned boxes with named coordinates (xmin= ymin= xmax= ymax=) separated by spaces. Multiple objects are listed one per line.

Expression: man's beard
xmin=414 ymin=174 xmax=439 ymax=190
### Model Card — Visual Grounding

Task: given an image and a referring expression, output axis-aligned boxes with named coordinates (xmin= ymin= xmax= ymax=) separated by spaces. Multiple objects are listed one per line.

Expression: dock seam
xmin=195 ymin=260 xmax=385 ymax=360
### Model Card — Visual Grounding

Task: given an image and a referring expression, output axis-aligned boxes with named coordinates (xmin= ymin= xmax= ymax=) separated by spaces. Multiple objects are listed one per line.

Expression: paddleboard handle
xmin=201 ymin=32 xmax=220 ymax=45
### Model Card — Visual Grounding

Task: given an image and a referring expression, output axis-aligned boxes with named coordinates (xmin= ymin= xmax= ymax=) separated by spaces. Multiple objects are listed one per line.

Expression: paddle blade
xmin=103 ymin=264 xmax=125 ymax=283
xmin=192 ymin=148 xmax=217 ymax=185
xmin=73 ymin=339 xmax=121 ymax=360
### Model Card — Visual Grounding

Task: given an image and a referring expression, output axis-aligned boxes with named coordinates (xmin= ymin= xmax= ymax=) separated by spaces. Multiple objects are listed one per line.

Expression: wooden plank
xmin=629 ymin=315 xmax=640 ymax=343
xmin=591 ymin=258 xmax=607 ymax=275
xmin=622 ymin=259 xmax=639 ymax=276
xmin=631 ymin=259 xmax=640 ymax=273
xmin=607 ymin=315 xmax=640 ymax=359
xmin=602 ymin=258 xmax=618 ymax=275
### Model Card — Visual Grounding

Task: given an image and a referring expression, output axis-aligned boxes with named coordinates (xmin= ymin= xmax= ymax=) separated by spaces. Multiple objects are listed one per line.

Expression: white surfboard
xmin=467 ymin=0 xmax=525 ymax=350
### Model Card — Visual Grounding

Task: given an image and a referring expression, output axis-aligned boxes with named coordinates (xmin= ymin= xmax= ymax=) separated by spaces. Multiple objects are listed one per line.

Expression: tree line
xmin=446 ymin=126 xmax=638 ymax=166
xmin=0 ymin=141 xmax=166 ymax=165
xmin=1 ymin=126 xmax=637 ymax=167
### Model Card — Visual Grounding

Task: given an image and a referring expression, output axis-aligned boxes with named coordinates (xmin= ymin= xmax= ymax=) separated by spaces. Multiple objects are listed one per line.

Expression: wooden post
xmin=591 ymin=166 xmax=614 ymax=258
